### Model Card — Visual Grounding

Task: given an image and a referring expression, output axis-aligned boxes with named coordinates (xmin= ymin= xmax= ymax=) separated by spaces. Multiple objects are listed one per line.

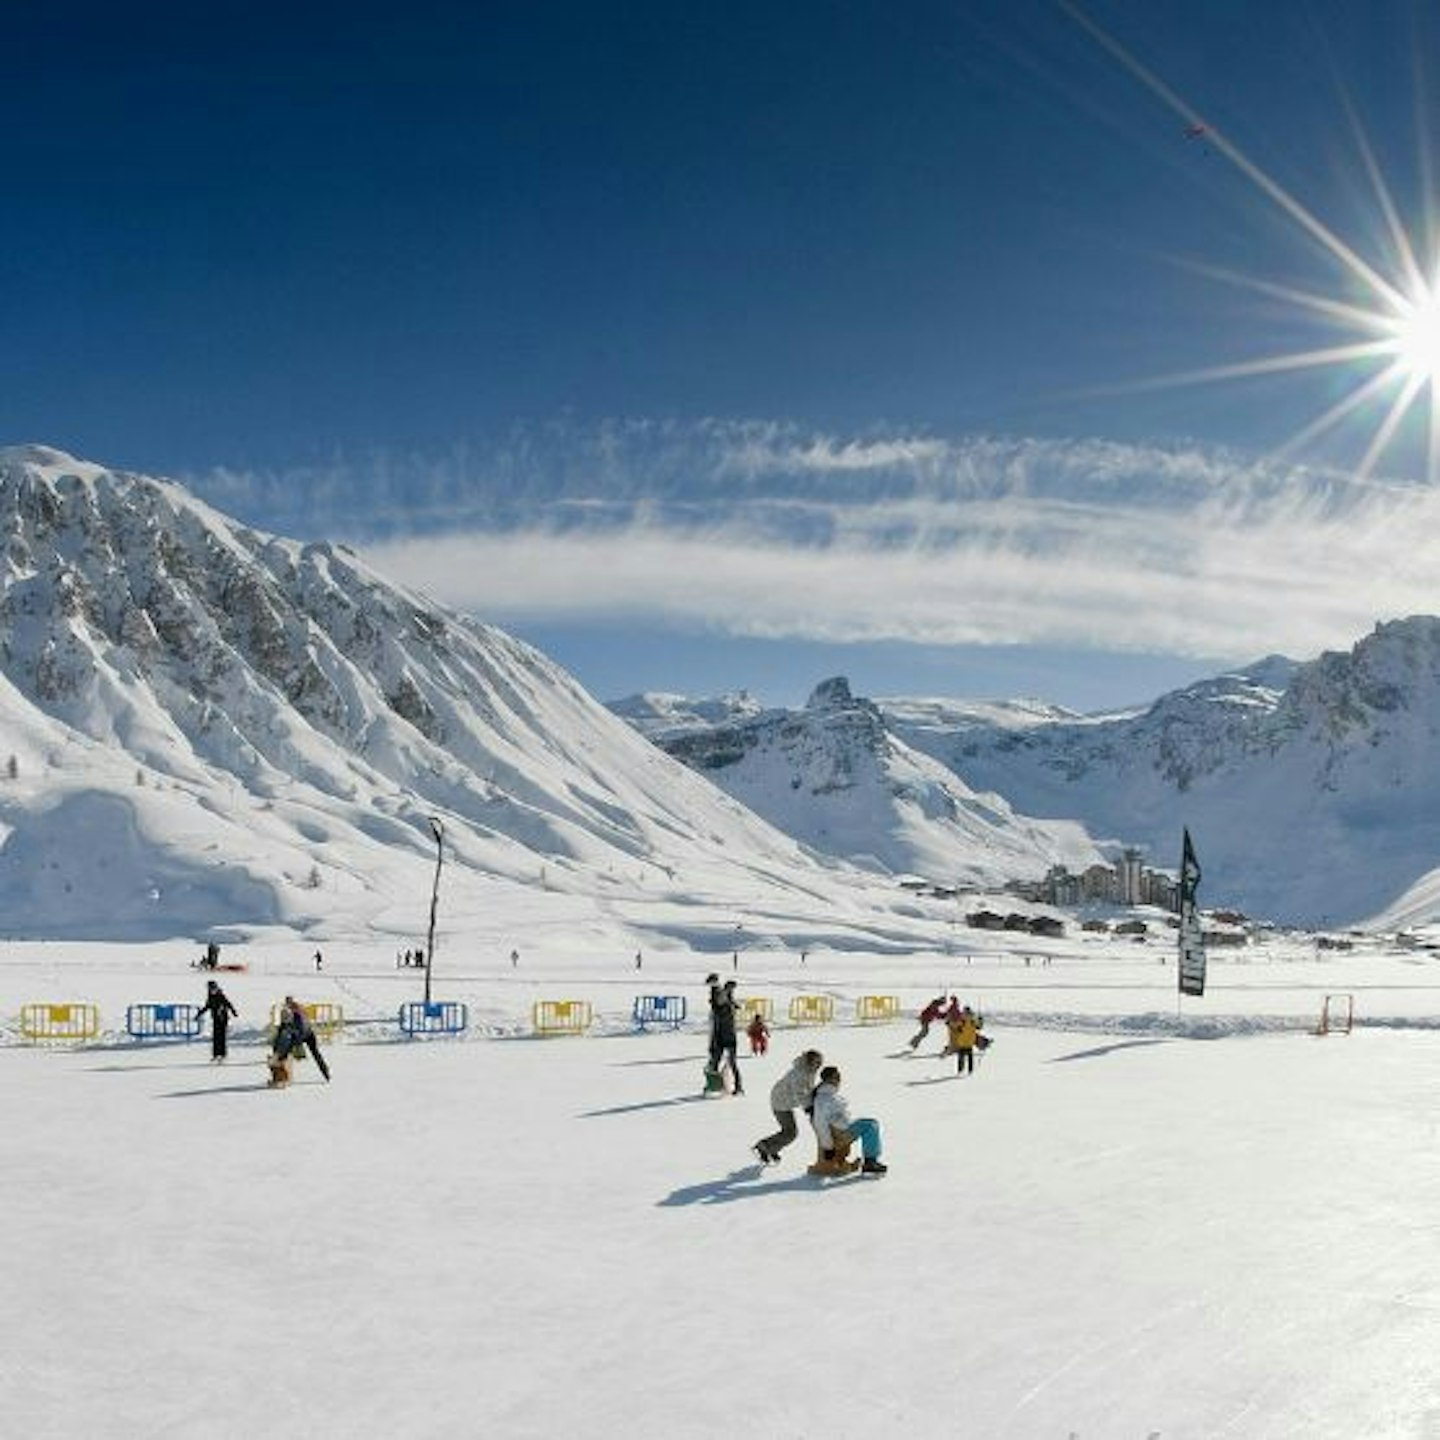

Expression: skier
xmin=196 ymin=980 xmax=238 ymax=1062
xmin=909 ymin=993 xmax=949 ymax=1050
xmin=313 ymin=949 xmax=323 ymax=972
xmin=946 ymin=1004 xmax=984 ymax=1076
xmin=811 ymin=1065 xmax=887 ymax=1175
xmin=753 ymin=1049 xmax=823 ymax=1165
xmin=746 ymin=1009 xmax=769 ymax=1057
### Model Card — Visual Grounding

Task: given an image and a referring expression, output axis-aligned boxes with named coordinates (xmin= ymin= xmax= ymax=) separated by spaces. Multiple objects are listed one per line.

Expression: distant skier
xmin=753 ymin=1049 xmax=823 ymax=1165
xmin=909 ymin=993 xmax=949 ymax=1050
xmin=811 ymin=1065 xmax=887 ymax=1175
xmin=313 ymin=949 xmax=323 ymax=972
xmin=197 ymin=980 xmax=238 ymax=1062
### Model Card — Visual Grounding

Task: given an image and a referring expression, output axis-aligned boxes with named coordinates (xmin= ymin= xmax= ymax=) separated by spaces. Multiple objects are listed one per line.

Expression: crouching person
xmin=754 ymin=1049 xmax=823 ymax=1165
xmin=267 ymin=1007 xmax=295 ymax=1088
xmin=809 ymin=1065 xmax=887 ymax=1176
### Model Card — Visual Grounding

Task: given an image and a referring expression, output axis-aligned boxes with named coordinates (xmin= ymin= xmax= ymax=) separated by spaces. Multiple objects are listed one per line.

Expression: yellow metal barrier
xmin=533 ymin=1000 xmax=594 ymax=1036
xmin=788 ymin=995 xmax=835 ymax=1025
xmin=738 ymin=996 xmax=772 ymax=1024
xmin=856 ymin=995 xmax=901 ymax=1024
xmin=269 ymin=1001 xmax=345 ymax=1039
xmin=20 ymin=1003 xmax=101 ymax=1042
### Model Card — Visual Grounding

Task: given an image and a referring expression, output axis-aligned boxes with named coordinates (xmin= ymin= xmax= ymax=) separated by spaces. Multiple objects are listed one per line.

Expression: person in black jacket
xmin=197 ymin=980 xmax=238 ymax=1061
xmin=711 ymin=979 xmax=743 ymax=1095
xmin=276 ymin=997 xmax=331 ymax=1082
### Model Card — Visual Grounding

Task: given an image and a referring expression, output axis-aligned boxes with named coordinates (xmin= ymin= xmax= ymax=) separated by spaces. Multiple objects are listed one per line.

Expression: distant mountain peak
xmin=613 ymin=675 xmax=1102 ymax=882
xmin=806 ymin=676 xmax=854 ymax=710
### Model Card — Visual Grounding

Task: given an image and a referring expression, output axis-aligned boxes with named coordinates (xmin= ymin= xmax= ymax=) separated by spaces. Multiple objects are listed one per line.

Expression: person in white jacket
xmin=810 ymin=1065 xmax=887 ymax=1175
xmin=753 ymin=1049 xmax=823 ymax=1165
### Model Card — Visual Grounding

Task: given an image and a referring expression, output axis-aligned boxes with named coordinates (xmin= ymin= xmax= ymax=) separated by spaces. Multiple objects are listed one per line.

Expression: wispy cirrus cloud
xmin=186 ymin=421 xmax=1439 ymax=665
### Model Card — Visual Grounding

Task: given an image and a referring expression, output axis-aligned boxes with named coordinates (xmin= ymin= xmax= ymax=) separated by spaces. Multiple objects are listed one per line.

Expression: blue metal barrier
xmin=398 ymin=1000 xmax=469 ymax=1037
xmin=632 ymin=995 xmax=687 ymax=1031
xmin=126 ymin=1003 xmax=202 ymax=1040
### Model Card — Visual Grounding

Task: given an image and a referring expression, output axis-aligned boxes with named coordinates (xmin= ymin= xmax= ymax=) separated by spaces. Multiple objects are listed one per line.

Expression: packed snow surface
xmin=6 ymin=930 xmax=1440 ymax=1438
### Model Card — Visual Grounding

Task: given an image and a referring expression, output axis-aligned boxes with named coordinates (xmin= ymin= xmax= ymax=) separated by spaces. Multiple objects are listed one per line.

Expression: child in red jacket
xmin=746 ymin=1010 xmax=770 ymax=1056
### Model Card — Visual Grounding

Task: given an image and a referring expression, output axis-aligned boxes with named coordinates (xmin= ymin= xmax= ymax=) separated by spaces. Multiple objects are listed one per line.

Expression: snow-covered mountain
xmin=610 ymin=675 xmax=1103 ymax=883
xmin=0 ymin=446 xmax=963 ymax=948
xmin=883 ymin=631 xmax=1440 ymax=927
xmin=607 ymin=689 xmax=765 ymax=738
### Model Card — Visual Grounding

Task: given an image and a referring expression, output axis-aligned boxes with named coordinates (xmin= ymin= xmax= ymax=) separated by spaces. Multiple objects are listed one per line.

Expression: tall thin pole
xmin=424 ymin=816 xmax=444 ymax=1006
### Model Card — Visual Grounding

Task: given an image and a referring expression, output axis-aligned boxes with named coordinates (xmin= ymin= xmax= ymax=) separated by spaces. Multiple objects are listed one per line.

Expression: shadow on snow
xmin=658 ymin=1165 xmax=865 ymax=1206
xmin=1048 ymin=1039 xmax=1172 ymax=1063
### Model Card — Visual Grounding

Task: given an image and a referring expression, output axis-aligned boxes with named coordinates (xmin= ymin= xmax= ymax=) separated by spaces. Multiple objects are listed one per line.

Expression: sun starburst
xmin=1061 ymin=2 xmax=1440 ymax=485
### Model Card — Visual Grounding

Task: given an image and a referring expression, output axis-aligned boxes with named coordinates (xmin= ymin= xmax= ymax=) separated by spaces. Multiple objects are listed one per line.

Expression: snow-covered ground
xmin=5 ymin=934 xmax=1440 ymax=1438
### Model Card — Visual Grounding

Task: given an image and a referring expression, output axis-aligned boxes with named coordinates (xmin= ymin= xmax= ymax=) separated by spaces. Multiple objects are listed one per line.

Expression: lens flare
xmin=1062 ymin=2 xmax=1440 ymax=484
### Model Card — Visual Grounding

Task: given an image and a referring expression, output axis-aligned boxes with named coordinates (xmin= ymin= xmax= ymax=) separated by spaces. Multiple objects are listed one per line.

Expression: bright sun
xmin=1390 ymin=283 xmax=1440 ymax=387
xmin=1063 ymin=2 xmax=1440 ymax=484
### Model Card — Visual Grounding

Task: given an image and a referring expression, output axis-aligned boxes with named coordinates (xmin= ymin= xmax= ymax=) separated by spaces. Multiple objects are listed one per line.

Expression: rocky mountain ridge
xmin=609 ymin=674 xmax=1102 ymax=884
xmin=615 ymin=624 xmax=1440 ymax=927
xmin=0 ymin=446 xmax=945 ymax=946
xmin=893 ymin=627 xmax=1440 ymax=925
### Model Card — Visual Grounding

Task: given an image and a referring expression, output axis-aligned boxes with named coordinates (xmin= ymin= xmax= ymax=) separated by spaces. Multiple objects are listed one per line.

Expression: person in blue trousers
xmin=810 ymin=1065 xmax=887 ymax=1174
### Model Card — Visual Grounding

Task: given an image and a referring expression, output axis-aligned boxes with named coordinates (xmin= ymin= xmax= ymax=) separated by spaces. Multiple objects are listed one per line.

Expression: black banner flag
xmin=1177 ymin=828 xmax=1206 ymax=998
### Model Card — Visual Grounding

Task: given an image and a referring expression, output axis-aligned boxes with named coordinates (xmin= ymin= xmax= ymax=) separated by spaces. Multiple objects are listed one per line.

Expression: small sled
xmin=703 ymin=1063 xmax=727 ymax=1097
xmin=807 ymin=1135 xmax=860 ymax=1179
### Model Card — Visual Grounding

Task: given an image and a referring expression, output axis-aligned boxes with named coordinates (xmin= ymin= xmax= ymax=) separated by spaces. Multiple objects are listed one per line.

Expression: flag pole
xmin=423 ymin=816 xmax=444 ymax=1006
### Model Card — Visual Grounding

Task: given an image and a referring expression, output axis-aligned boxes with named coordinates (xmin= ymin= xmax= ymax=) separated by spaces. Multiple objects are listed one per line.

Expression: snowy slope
xmin=0 ymin=446 xmax=967 ymax=949
xmin=885 ymin=632 xmax=1440 ymax=927
xmin=611 ymin=675 xmax=1102 ymax=882
xmin=7 ymin=934 xmax=1440 ymax=1439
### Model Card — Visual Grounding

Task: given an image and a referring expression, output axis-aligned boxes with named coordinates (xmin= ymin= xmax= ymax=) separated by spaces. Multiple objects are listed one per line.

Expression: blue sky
xmin=5 ymin=2 xmax=1439 ymax=707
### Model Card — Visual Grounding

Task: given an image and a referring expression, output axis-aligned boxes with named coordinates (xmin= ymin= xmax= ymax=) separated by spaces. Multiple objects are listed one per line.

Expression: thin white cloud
xmin=361 ymin=484 xmax=1438 ymax=663
xmin=188 ymin=423 xmax=1440 ymax=665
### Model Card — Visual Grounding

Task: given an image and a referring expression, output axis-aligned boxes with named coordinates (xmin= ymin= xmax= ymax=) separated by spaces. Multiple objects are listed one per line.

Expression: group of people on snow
xmin=750 ymin=1048 xmax=888 ymax=1175
xmin=705 ymin=974 xmax=744 ymax=1094
xmin=702 ymin=981 xmax=997 ymax=1180
xmin=704 ymin=977 xmax=889 ymax=1175
xmin=191 ymin=982 xmax=331 ymax=1086
xmin=910 ymin=992 xmax=988 ymax=1074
